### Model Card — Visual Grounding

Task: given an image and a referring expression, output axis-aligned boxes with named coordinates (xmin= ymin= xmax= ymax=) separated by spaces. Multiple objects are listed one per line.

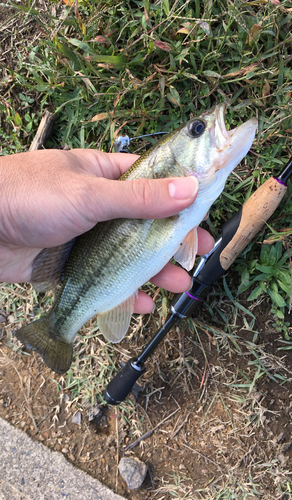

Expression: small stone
xmin=64 ymin=394 xmax=70 ymax=403
xmin=20 ymin=421 xmax=25 ymax=428
xmin=7 ymin=315 xmax=15 ymax=324
xmin=278 ymin=453 xmax=286 ymax=465
xmin=38 ymin=435 xmax=45 ymax=441
xmin=68 ymin=453 xmax=75 ymax=461
xmin=276 ymin=433 xmax=284 ymax=444
xmin=178 ymin=464 xmax=186 ymax=470
xmin=118 ymin=457 xmax=148 ymax=490
xmin=43 ymin=431 xmax=49 ymax=440
xmin=72 ymin=411 xmax=81 ymax=426
xmin=62 ymin=448 xmax=69 ymax=454
xmin=0 ymin=399 xmax=3 ymax=405
xmin=87 ymin=404 xmax=103 ymax=422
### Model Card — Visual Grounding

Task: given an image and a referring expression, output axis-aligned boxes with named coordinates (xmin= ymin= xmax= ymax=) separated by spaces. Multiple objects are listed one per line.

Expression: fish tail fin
xmin=15 ymin=316 xmax=73 ymax=374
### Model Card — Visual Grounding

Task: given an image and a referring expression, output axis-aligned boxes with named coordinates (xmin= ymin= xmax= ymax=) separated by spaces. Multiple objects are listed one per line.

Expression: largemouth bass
xmin=16 ymin=103 xmax=257 ymax=374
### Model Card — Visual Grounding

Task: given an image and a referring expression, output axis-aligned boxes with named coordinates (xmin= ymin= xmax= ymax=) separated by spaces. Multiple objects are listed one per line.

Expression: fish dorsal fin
xmin=98 ymin=293 xmax=136 ymax=343
xmin=174 ymin=227 xmax=198 ymax=271
xmin=31 ymin=239 xmax=76 ymax=292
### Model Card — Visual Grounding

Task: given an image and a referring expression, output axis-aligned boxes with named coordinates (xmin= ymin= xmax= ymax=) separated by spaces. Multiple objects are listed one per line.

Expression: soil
xmin=1 ymin=299 xmax=292 ymax=499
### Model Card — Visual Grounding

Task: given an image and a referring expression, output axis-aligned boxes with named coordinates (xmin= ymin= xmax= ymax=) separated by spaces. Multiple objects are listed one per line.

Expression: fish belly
xmin=54 ymin=192 xmax=212 ymax=341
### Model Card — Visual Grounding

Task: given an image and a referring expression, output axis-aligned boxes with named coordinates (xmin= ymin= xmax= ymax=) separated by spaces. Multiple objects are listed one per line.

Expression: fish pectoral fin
xmin=98 ymin=293 xmax=136 ymax=343
xmin=31 ymin=238 xmax=76 ymax=291
xmin=174 ymin=227 xmax=198 ymax=271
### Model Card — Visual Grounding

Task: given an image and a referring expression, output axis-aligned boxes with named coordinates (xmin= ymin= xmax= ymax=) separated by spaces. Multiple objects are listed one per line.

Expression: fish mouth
xmin=211 ymin=102 xmax=258 ymax=172
xmin=213 ymin=102 xmax=230 ymax=148
xmin=213 ymin=102 xmax=257 ymax=151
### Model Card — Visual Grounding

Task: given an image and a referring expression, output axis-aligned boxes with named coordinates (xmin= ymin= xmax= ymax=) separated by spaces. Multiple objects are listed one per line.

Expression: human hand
xmin=0 ymin=149 xmax=214 ymax=311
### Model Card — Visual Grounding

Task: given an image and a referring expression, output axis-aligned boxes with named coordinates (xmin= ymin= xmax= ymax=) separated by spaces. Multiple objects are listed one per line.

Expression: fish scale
xmin=57 ymin=216 xmax=177 ymax=335
xmin=15 ymin=103 xmax=258 ymax=374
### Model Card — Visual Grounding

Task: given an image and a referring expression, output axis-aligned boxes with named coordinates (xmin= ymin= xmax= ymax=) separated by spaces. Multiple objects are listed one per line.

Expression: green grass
xmin=2 ymin=1 xmax=292 ymax=209
xmin=1 ymin=0 xmax=292 ymax=497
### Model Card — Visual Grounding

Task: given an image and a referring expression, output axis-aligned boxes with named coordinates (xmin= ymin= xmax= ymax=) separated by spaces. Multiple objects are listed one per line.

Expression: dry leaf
xmin=248 ymin=24 xmax=261 ymax=44
xmin=93 ymin=36 xmax=111 ymax=46
xmin=177 ymin=21 xmax=194 ymax=35
xmin=154 ymin=40 xmax=172 ymax=52
xmin=144 ymin=5 xmax=149 ymax=22
xmin=91 ymin=112 xmax=109 ymax=122
xmin=97 ymin=63 xmax=111 ymax=69
xmin=199 ymin=21 xmax=210 ymax=35
xmin=223 ymin=63 xmax=258 ymax=78
xmin=113 ymin=92 xmax=120 ymax=108
xmin=262 ymin=79 xmax=270 ymax=101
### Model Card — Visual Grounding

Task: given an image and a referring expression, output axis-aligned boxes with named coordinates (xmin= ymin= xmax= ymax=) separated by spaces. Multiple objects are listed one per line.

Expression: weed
xmin=236 ymin=241 xmax=290 ymax=319
xmin=1 ymin=0 xmax=292 ymax=497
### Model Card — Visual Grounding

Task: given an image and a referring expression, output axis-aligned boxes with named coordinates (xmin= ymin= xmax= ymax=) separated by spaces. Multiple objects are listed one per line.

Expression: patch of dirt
xmin=1 ymin=300 xmax=292 ymax=499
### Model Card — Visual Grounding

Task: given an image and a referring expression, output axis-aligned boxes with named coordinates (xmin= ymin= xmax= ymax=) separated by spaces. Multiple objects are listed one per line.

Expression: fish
xmin=15 ymin=103 xmax=258 ymax=374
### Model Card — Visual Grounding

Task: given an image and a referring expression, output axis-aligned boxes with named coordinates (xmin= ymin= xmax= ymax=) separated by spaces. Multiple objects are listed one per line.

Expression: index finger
xmin=69 ymin=149 xmax=140 ymax=179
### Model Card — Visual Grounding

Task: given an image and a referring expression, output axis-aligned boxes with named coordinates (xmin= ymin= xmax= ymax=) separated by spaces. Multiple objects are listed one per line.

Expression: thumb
xmin=87 ymin=175 xmax=199 ymax=222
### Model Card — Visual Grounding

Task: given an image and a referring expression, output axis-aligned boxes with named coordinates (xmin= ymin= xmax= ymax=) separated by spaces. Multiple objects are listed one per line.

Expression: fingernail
xmin=168 ymin=176 xmax=198 ymax=200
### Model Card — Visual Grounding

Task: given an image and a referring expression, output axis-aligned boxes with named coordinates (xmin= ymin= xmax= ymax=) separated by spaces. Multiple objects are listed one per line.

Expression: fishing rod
xmin=103 ymin=140 xmax=292 ymax=405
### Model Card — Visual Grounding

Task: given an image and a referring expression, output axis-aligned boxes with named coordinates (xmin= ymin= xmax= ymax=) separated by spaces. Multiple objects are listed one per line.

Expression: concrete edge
xmin=0 ymin=417 xmax=126 ymax=500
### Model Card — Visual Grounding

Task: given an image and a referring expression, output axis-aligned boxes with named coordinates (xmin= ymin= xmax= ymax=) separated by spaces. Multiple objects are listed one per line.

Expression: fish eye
xmin=188 ymin=119 xmax=206 ymax=138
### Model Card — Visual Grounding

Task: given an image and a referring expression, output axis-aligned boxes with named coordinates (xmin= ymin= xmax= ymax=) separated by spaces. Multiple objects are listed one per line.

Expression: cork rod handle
xmin=219 ymin=177 xmax=287 ymax=270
